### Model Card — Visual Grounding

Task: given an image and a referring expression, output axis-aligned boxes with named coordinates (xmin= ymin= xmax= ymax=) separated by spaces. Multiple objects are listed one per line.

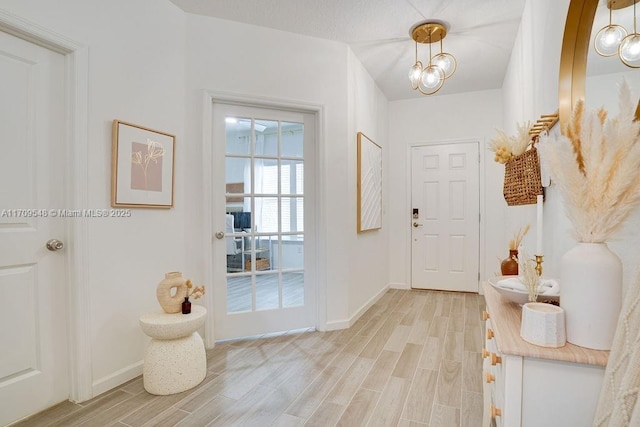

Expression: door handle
xmin=413 ymin=222 xmax=423 ymax=228
xmin=215 ymin=231 xmax=225 ymax=239
xmin=46 ymin=239 xmax=64 ymax=251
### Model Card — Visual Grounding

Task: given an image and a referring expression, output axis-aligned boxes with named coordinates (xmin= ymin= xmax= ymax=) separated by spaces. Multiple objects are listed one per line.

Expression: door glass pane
xmin=255 ymin=159 xmax=278 ymax=195
xmin=282 ymin=122 xmax=303 ymax=158
xmin=255 ymin=119 xmax=278 ymax=156
xmin=225 ymin=204 xmax=252 ymax=232
xmin=225 ymin=117 xmax=251 ymax=155
xmin=280 ymin=235 xmax=304 ymax=269
xmin=227 ymin=275 xmax=251 ymax=313
xmin=226 ymin=157 xmax=251 ymax=194
xmin=281 ymin=160 xmax=303 ymax=195
xmin=256 ymin=273 xmax=279 ymax=310
xmin=283 ymin=272 xmax=304 ymax=307
xmin=255 ymin=197 xmax=278 ymax=233
xmin=281 ymin=197 xmax=303 ymax=233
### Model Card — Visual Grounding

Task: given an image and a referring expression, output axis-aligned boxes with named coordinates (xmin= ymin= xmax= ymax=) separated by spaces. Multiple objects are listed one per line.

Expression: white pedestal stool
xmin=139 ymin=305 xmax=206 ymax=395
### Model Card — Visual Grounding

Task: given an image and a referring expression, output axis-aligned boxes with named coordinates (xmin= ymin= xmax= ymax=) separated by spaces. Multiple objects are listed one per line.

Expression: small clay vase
xmin=156 ymin=272 xmax=188 ymax=314
xmin=501 ymin=249 xmax=519 ymax=275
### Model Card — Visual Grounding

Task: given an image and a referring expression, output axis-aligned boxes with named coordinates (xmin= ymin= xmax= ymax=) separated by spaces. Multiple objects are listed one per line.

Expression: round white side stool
xmin=139 ymin=305 xmax=206 ymax=395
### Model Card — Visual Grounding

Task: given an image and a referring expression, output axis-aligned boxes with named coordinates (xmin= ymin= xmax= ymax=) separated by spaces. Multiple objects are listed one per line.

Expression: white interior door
xmin=211 ymin=103 xmax=316 ymax=340
xmin=411 ymin=142 xmax=479 ymax=292
xmin=0 ymin=31 xmax=68 ymax=425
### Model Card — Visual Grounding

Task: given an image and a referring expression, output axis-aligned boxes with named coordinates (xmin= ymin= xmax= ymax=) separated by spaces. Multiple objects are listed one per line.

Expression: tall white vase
xmin=560 ymin=242 xmax=622 ymax=350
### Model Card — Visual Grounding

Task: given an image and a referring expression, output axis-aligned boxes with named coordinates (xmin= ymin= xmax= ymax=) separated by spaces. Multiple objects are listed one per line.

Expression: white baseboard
xmin=389 ymin=282 xmax=410 ymax=290
xmin=325 ymin=284 xmax=390 ymax=331
xmin=92 ymin=360 xmax=143 ymax=398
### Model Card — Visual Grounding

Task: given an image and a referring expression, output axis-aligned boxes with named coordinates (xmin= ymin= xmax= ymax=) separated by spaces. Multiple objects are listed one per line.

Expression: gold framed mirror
xmin=559 ymin=0 xmax=640 ymax=128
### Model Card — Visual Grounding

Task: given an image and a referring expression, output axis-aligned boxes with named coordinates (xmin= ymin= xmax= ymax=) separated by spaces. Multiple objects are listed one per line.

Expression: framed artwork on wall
xmin=357 ymin=132 xmax=382 ymax=232
xmin=111 ymin=120 xmax=175 ymax=208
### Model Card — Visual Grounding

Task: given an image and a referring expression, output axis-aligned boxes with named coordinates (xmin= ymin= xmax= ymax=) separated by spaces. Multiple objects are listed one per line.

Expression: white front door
xmin=212 ymin=103 xmax=316 ymax=340
xmin=411 ymin=142 xmax=479 ymax=292
xmin=0 ymin=31 xmax=68 ymax=425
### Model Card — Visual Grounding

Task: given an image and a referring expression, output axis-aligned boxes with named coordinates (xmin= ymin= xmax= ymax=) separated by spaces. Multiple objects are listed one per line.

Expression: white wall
xmin=346 ymin=49 xmax=390 ymax=318
xmin=388 ymin=89 xmax=504 ymax=289
xmin=501 ymin=0 xmax=571 ymax=272
xmin=0 ymin=0 xmax=187 ymax=395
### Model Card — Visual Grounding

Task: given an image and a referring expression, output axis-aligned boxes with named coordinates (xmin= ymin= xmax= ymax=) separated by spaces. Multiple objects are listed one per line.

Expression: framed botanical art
xmin=111 ymin=120 xmax=175 ymax=208
xmin=357 ymin=132 xmax=382 ymax=232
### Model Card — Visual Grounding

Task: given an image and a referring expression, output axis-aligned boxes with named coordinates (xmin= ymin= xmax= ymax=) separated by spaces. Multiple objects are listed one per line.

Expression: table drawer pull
xmin=482 ymin=348 xmax=490 ymax=359
xmin=490 ymin=404 xmax=502 ymax=418
xmin=487 ymin=328 xmax=495 ymax=340
xmin=483 ymin=310 xmax=490 ymax=321
xmin=491 ymin=352 xmax=502 ymax=366
xmin=486 ymin=372 xmax=495 ymax=383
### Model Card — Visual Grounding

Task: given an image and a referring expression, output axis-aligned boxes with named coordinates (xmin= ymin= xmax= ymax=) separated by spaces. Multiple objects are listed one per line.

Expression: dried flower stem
xmin=509 ymin=224 xmax=530 ymax=250
xmin=539 ymin=80 xmax=640 ymax=243
xmin=518 ymin=248 xmax=540 ymax=303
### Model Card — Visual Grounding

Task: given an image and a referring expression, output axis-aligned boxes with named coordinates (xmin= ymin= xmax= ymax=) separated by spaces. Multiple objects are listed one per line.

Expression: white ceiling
xmin=169 ymin=0 xmax=527 ymax=101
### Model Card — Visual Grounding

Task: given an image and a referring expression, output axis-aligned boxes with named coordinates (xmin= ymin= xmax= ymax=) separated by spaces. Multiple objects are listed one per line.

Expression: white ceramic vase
xmin=560 ymin=242 xmax=622 ymax=350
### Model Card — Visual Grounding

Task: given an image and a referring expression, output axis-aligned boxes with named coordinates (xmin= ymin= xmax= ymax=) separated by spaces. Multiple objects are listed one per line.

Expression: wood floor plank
xmin=48 ymin=390 xmax=132 ymax=427
xmin=419 ymin=336 xmax=443 ymax=371
xmin=463 ymin=323 xmax=482 ymax=352
xmin=272 ymin=413 xmax=306 ymax=427
xmin=305 ymin=401 xmax=346 ymax=427
xmin=461 ymin=390 xmax=483 ymax=427
xmin=428 ymin=316 xmax=449 ymax=339
xmin=462 ymin=351 xmax=483 ymax=393
xmin=206 ymin=384 xmax=274 ymax=426
xmin=402 ymin=368 xmax=438 ymax=424
xmin=449 ymin=297 xmax=465 ymax=332
xmin=443 ymin=330 xmax=464 ymax=362
xmin=77 ymin=392 xmax=155 ymax=426
xmin=383 ymin=324 xmax=412 ymax=352
xmin=142 ymin=408 xmax=190 ymax=427
xmin=398 ymin=418 xmax=430 ymax=427
xmin=358 ymin=313 xmax=403 ymax=359
xmin=336 ymin=387 xmax=380 ymax=426
xmin=11 ymin=400 xmax=83 ymax=427
xmin=360 ymin=350 xmax=401 ymax=391
xmin=284 ymin=366 xmax=344 ymax=419
xmin=175 ymin=395 xmax=235 ymax=426
xmin=325 ymin=357 xmax=374 ymax=405
xmin=407 ymin=318 xmax=431 ymax=345
xmin=368 ymin=376 xmax=412 ymax=426
xmin=435 ymin=359 xmax=463 ymax=408
xmin=391 ymin=343 xmax=424 ymax=379
xmin=430 ymin=404 xmax=461 ymax=427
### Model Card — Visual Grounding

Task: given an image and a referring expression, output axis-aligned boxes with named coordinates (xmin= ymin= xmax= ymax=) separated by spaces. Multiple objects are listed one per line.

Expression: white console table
xmin=482 ymin=282 xmax=609 ymax=426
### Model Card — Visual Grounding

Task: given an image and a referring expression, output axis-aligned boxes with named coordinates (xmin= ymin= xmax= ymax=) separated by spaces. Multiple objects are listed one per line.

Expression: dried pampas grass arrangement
xmin=489 ymin=121 xmax=532 ymax=164
xmin=539 ymin=80 xmax=640 ymax=243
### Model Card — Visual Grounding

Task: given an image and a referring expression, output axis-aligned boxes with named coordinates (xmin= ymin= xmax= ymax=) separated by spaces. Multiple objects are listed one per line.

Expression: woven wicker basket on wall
xmin=503 ymin=146 xmax=543 ymax=206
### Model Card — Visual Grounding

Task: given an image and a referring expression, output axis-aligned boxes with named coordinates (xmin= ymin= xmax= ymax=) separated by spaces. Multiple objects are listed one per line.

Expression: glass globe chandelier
xmin=594 ymin=0 xmax=640 ymax=68
xmin=408 ymin=21 xmax=457 ymax=95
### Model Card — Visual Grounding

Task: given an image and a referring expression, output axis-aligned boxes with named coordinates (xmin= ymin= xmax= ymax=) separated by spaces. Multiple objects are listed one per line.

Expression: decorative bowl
xmin=488 ymin=275 xmax=560 ymax=306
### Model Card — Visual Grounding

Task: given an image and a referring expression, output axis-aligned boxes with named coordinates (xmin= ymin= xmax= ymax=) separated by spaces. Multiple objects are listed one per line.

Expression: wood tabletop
xmin=483 ymin=282 xmax=609 ymax=367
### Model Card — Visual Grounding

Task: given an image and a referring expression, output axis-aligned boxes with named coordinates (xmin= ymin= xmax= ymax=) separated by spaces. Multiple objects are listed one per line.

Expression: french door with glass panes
xmin=212 ymin=103 xmax=316 ymax=340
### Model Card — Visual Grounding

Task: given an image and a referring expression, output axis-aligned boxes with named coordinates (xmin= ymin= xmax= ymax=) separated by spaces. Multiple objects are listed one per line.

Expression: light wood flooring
xmin=14 ymin=289 xmax=486 ymax=427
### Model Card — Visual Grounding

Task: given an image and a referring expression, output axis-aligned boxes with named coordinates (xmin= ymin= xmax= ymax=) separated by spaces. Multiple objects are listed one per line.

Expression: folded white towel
xmin=496 ymin=277 xmax=560 ymax=296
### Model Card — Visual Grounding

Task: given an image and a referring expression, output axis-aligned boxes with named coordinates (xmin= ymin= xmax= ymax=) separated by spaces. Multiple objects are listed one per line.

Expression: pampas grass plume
xmin=539 ymin=80 xmax=640 ymax=242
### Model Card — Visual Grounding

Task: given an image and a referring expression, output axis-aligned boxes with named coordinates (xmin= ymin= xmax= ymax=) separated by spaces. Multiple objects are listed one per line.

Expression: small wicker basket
xmin=503 ymin=145 xmax=543 ymax=206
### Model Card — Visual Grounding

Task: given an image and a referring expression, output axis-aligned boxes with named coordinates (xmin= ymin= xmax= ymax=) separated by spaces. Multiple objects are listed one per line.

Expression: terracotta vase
xmin=156 ymin=271 xmax=188 ymax=314
xmin=560 ymin=242 xmax=622 ymax=350
xmin=501 ymin=249 xmax=519 ymax=275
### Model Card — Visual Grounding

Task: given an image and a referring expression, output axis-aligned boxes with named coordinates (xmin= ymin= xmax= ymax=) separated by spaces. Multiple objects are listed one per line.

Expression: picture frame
xmin=357 ymin=132 xmax=382 ymax=232
xmin=111 ymin=120 xmax=175 ymax=208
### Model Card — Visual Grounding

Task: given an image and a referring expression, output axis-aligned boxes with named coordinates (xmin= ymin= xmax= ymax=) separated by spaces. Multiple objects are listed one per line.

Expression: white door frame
xmin=0 ymin=10 xmax=92 ymax=402
xmin=200 ymin=90 xmax=327 ymax=347
xmin=406 ymin=138 xmax=486 ymax=293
